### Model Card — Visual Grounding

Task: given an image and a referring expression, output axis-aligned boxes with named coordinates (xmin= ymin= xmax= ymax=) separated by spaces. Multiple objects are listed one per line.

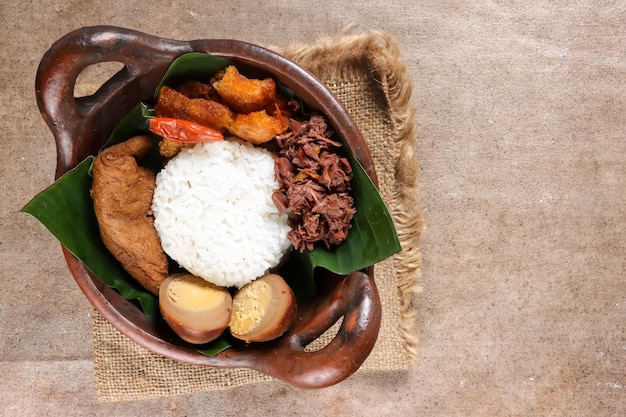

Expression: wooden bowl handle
xmin=243 ymin=268 xmax=382 ymax=388
xmin=37 ymin=26 xmax=381 ymax=388
xmin=35 ymin=26 xmax=192 ymax=178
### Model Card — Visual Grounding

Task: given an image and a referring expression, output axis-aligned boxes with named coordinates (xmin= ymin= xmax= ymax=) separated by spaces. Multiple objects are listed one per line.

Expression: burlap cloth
xmin=91 ymin=31 xmax=423 ymax=402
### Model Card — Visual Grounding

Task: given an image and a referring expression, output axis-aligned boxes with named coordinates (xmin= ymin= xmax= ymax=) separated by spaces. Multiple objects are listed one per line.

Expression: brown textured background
xmin=2 ymin=1 xmax=625 ymax=416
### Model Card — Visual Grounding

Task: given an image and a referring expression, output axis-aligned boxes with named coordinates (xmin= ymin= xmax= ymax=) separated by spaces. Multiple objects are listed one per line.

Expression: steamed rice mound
xmin=152 ymin=139 xmax=291 ymax=289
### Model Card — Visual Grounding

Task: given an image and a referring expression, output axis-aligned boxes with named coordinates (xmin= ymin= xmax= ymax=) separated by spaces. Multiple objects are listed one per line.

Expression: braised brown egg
xmin=229 ymin=273 xmax=296 ymax=343
xmin=159 ymin=273 xmax=232 ymax=344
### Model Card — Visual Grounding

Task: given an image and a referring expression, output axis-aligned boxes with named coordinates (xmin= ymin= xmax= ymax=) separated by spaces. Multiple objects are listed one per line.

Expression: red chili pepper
xmin=148 ymin=118 xmax=224 ymax=143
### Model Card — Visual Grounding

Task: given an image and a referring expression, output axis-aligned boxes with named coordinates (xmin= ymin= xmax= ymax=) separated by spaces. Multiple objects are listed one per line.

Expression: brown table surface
xmin=2 ymin=1 xmax=625 ymax=415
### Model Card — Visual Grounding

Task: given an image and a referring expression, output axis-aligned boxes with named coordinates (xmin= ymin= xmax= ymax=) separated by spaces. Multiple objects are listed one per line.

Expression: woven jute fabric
xmin=92 ymin=31 xmax=423 ymax=402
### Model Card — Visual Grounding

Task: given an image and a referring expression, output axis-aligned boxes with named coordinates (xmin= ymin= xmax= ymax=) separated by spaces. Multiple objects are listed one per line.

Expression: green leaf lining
xmin=21 ymin=158 xmax=160 ymax=320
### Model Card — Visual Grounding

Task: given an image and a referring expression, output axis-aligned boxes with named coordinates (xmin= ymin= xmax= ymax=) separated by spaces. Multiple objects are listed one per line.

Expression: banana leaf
xmin=21 ymin=158 xmax=161 ymax=320
xmin=155 ymin=52 xmax=233 ymax=97
xmin=21 ymin=52 xmax=401 ymax=355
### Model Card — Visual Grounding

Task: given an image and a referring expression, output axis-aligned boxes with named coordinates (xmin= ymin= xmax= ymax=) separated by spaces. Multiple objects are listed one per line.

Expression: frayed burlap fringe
xmin=282 ymin=32 xmax=423 ymax=362
xmin=92 ymin=31 xmax=422 ymax=401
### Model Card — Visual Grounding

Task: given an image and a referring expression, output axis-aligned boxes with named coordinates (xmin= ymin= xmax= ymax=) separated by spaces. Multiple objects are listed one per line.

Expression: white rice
xmin=152 ymin=139 xmax=291 ymax=288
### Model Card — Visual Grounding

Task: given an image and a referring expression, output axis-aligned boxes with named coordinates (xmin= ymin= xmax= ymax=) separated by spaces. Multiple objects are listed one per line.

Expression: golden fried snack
xmin=155 ymin=86 xmax=236 ymax=157
xmin=176 ymin=80 xmax=218 ymax=100
xmin=155 ymin=86 xmax=234 ymax=130
xmin=157 ymin=137 xmax=185 ymax=158
xmin=90 ymin=135 xmax=168 ymax=295
xmin=228 ymin=110 xmax=289 ymax=144
xmin=213 ymin=65 xmax=277 ymax=114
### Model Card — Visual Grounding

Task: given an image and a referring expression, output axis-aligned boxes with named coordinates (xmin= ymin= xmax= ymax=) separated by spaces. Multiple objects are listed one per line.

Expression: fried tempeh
xmin=90 ymin=135 xmax=168 ymax=295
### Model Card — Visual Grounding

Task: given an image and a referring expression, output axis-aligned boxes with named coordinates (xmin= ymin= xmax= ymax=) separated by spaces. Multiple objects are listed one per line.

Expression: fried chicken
xmin=90 ymin=135 xmax=168 ymax=295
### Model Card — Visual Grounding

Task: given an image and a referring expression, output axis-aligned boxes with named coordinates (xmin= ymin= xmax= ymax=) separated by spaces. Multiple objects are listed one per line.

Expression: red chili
xmin=148 ymin=118 xmax=224 ymax=143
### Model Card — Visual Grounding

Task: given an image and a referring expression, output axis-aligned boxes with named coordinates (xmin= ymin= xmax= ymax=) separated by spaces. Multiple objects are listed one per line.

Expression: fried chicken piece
xmin=213 ymin=65 xmax=277 ymax=114
xmin=228 ymin=110 xmax=289 ymax=144
xmin=90 ymin=135 xmax=168 ymax=295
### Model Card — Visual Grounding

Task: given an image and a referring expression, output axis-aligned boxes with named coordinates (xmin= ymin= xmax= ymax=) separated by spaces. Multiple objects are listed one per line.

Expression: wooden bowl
xmin=35 ymin=26 xmax=381 ymax=388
